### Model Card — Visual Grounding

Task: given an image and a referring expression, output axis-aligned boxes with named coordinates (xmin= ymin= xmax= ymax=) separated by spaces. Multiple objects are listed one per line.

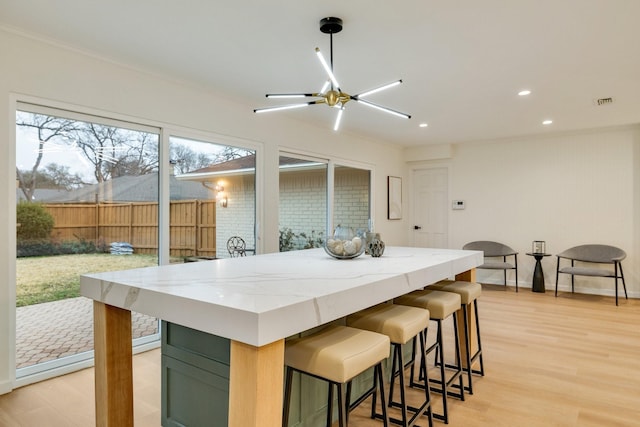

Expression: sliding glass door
xmin=169 ymin=136 xmax=255 ymax=259
xmin=15 ymin=104 xmax=160 ymax=377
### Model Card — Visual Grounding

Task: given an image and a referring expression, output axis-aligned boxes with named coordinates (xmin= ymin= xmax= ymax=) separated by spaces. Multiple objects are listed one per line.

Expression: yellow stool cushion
xmin=285 ymin=325 xmax=390 ymax=384
xmin=430 ymin=280 xmax=482 ymax=305
xmin=347 ymin=303 xmax=429 ymax=345
xmin=394 ymin=290 xmax=461 ymax=320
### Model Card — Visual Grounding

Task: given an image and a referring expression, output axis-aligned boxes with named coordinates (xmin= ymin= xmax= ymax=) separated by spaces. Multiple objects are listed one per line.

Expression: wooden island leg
xmin=93 ymin=301 xmax=134 ymax=427
xmin=229 ymin=339 xmax=285 ymax=427
xmin=455 ymin=268 xmax=479 ymax=370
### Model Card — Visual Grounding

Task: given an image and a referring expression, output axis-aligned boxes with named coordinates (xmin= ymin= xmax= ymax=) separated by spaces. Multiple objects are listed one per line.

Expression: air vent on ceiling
xmin=594 ymin=97 xmax=614 ymax=106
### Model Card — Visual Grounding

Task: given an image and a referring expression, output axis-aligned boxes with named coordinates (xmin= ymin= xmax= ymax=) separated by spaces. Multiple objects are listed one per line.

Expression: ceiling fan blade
xmin=253 ymin=102 xmax=315 ymax=113
xmin=355 ymin=80 xmax=403 ymax=98
xmin=315 ymin=48 xmax=340 ymax=90
xmin=352 ymin=98 xmax=411 ymax=119
xmin=265 ymin=93 xmax=319 ymax=99
xmin=333 ymin=107 xmax=344 ymax=131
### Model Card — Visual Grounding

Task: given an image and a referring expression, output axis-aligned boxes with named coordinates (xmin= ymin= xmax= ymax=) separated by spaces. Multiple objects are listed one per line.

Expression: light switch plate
xmin=452 ymin=200 xmax=465 ymax=210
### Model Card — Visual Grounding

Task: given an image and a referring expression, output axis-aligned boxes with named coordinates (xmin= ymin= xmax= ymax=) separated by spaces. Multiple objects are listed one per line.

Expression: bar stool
xmin=283 ymin=325 xmax=390 ymax=427
xmin=347 ymin=303 xmax=434 ymax=427
xmin=394 ymin=290 xmax=464 ymax=424
xmin=429 ymin=280 xmax=485 ymax=394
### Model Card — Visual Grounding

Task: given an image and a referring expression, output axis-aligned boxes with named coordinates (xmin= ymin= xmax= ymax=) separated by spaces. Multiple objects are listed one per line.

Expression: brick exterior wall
xmin=216 ymin=167 xmax=370 ymax=256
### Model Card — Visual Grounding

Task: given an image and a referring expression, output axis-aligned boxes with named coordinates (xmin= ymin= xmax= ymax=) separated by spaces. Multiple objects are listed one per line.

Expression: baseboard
xmin=553 ymin=284 xmax=638 ymax=299
xmin=477 ymin=279 xmax=637 ymax=299
xmin=0 ymin=379 xmax=13 ymax=395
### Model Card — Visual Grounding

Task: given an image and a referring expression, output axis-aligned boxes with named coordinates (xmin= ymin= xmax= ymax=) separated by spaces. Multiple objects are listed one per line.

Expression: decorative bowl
xmin=323 ymin=226 xmax=366 ymax=259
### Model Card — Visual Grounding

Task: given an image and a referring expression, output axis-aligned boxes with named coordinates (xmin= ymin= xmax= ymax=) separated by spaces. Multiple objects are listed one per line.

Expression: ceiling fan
xmin=253 ymin=17 xmax=411 ymax=131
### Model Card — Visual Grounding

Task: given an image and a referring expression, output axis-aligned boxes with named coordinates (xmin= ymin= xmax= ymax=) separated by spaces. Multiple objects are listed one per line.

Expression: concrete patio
xmin=16 ymin=297 xmax=158 ymax=369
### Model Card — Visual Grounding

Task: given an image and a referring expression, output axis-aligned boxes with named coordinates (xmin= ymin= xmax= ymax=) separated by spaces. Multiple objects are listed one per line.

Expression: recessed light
xmin=542 ymin=120 xmax=553 ymax=125
xmin=518 ymin=90 xmax=531 ymax=96
xmin=419 ymin=123 xmax=428 ymax=128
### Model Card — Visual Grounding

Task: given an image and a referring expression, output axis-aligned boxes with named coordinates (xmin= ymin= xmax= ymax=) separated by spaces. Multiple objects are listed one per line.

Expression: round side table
xmin=526 ymin=252 xmax=551 ymax=293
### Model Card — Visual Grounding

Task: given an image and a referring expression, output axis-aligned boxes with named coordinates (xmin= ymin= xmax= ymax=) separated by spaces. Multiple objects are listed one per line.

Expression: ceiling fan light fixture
xmin=315 ymin=48 xmax=340 ymax=89
xmin=355 ymin=98 xmax=411 ymax=119
xmin=334 ymin=108 xmax=344 ymax=131
xmin=358 ymin=80 xmax=403 ymax=98
xmin=319 ymin=80 xmax=331 ymax=94
xmin=254 ymin=16 xmax=410 ymax=128
xmin=266 ymin=94 xmax=310 ymax=99
xmin=254 ymin=103 xmax=309 ymax=113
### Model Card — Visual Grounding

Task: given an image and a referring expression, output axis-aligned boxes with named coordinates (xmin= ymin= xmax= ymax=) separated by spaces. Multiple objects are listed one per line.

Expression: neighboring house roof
xmin=177 ymin=154 xmax=324 ymax=182
xmin=17 ymin=188 xmax=70 ymax=202
xmin=189 ymin=154 xmax=258 ymax=174
xmin=24 ymin=173 xmax=212 ymax=203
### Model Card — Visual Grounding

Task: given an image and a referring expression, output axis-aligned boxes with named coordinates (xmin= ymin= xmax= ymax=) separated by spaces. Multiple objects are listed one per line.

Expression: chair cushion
xmin=394 ymin=290 xmax=461 ymax=320
xmin=559 ymin=266 xmax=615 ymax=277
xmin=347 ymin=303 xmax=429 ymax=345
xmin=285 ymin=325 xmax=390 ymax=383
xmin=479 ymin=262 xmax=514 ymax=270
xmin=429 ymin=281 xmax=482 ymax=305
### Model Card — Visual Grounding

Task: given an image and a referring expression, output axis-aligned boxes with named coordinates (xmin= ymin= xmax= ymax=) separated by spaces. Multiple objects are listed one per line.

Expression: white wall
xmin=407 ymin=127 xmax=639 ymax=296
xmin=0 ymin=29 xmax=409 ymax=393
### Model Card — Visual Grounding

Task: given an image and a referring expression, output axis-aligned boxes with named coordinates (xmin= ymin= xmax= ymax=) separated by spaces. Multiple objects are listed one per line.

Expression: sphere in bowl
xmin=324 ymin=227 xmax=366 ymax=259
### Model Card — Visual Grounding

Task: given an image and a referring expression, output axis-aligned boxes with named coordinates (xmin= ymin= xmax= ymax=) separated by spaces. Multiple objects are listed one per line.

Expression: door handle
xmin=414 ymin=225 xmax=422 ymax=230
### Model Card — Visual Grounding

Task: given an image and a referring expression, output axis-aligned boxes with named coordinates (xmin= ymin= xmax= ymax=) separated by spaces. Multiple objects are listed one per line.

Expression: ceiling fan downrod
xmin=319 ymin=17 xmax=343 ymax=88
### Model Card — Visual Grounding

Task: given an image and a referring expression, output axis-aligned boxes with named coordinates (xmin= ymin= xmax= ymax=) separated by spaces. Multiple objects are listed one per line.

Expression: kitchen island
xmin=80 ymin=246 xmax=482 ymax=426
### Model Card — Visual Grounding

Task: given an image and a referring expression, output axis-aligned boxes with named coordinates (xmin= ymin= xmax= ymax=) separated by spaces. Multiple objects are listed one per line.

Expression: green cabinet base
xmin=161 ymin=321 xmax=230 ymax=427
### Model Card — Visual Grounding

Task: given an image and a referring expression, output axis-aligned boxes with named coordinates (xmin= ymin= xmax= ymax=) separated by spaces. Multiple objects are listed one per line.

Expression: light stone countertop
xmin=80 ymin=246 xmax=482 ymax=346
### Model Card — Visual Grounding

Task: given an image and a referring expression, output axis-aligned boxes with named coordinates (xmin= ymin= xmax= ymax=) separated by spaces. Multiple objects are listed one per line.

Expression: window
xmin=278 ymin=154 xmax=372 ymax=252
xmin=278 ymin=154 xmax=327 ymax=252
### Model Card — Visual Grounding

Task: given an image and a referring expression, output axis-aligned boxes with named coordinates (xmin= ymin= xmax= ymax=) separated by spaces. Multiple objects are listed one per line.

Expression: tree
xmin=17 ymin=163 xmax=84 ymax=193
xmin=71 ymin=122 xmax=159 ymax=182
xmin=16 ymin=112 xmax=79 ymax=201
xmin=170 ymin=144 xmax=213 ymax=174
xmin=213 ymin=146 xmax=251 ymax=163
xmin=43 ymin=163 xmax=84 ymax=190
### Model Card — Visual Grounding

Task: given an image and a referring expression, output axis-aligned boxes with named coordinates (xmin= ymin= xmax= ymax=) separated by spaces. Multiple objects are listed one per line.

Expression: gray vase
xmin=368 ymin=239 xmax=385 ymax=257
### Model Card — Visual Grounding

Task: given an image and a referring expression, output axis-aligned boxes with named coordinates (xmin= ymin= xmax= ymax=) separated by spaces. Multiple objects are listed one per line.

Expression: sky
xmin=15 ymin=123 xmax=237 ymax=185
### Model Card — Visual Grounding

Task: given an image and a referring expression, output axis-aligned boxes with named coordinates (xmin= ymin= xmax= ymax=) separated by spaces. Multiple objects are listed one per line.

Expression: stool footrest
xmin=427 ymin=375 xmax=465 ymax=400
xmin=387 ymin=400 xmax=432 ymax=427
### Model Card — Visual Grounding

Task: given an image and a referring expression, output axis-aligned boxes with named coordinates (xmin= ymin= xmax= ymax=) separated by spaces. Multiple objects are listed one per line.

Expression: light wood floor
xmin=1 ymin=285 xmax=639 ymax=426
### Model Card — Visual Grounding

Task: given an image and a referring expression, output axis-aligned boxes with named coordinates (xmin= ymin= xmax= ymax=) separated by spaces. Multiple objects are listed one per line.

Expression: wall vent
xmin=594 ymin=97 xmax=614 ymax=106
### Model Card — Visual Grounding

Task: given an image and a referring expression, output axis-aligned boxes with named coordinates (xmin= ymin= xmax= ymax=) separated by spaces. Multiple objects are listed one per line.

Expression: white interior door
xmin=412 ymin=167 xmax=448 ymax=248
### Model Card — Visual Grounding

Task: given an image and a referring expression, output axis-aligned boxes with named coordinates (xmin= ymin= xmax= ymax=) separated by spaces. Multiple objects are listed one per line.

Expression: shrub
xmin=16 ymin=201 xmax=54 ymax=241
xmin=17 ymin=237 xmax=103 ymax=257
xmin=279 ymin=227 xmax=324 ymax=252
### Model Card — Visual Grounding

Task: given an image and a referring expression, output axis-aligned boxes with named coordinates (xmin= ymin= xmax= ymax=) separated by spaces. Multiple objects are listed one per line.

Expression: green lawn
xmin=16 ymin=253 xmax=160 ymax=307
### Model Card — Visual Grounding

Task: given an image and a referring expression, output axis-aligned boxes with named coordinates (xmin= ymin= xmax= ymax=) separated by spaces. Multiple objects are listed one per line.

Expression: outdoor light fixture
xmin=215 ymin=183 xmax=227 ymax=207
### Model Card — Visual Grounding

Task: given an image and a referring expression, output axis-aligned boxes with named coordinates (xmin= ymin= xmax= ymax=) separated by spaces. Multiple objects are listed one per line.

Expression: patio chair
xmin=227 ymin=236 xmax=247 ymax=257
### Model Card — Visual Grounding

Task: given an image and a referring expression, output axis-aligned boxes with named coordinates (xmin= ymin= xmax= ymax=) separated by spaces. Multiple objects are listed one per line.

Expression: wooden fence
xmin=44 ymin=200 xmax=216 ymax=257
